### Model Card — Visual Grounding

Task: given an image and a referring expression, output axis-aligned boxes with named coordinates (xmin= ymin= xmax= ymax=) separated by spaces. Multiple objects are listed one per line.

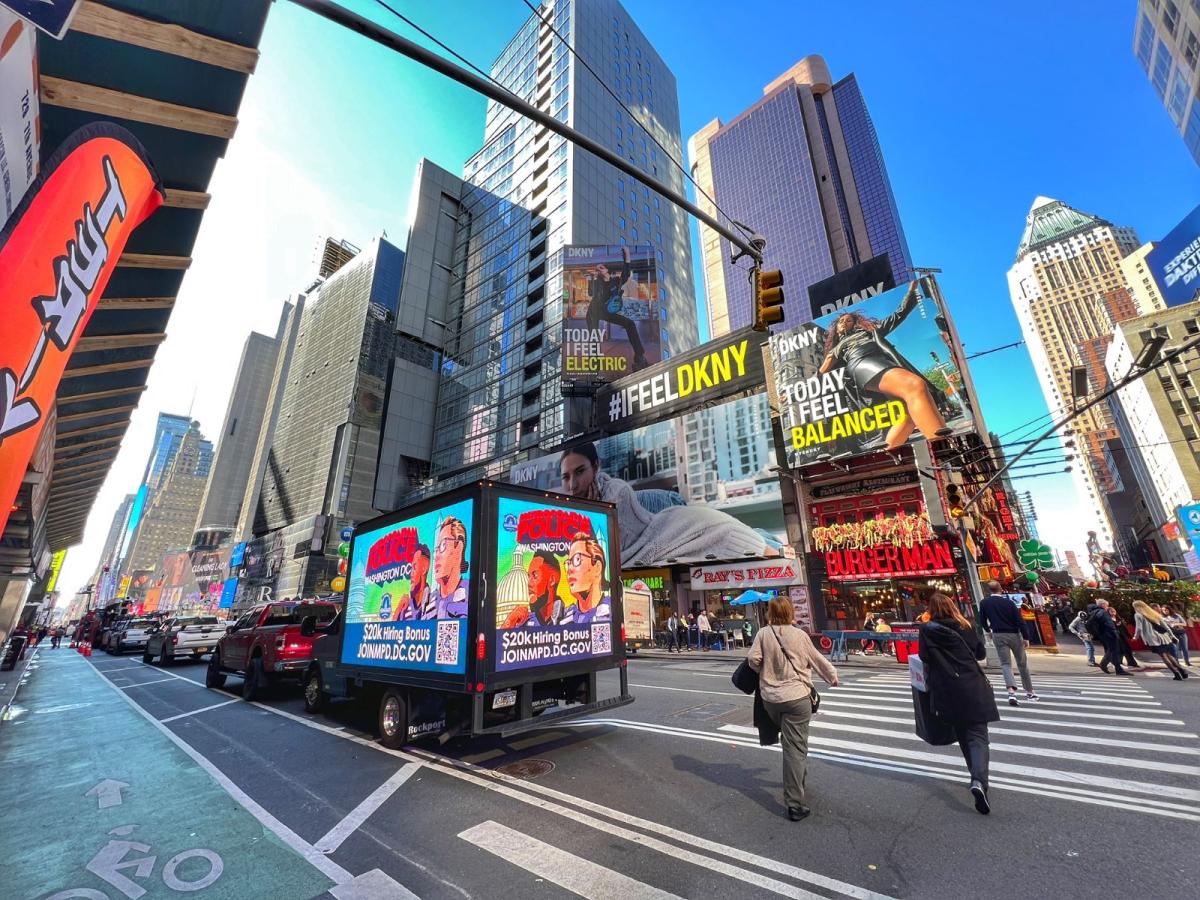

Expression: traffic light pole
xmin=288 ymin=0 xmax=763 ymax=266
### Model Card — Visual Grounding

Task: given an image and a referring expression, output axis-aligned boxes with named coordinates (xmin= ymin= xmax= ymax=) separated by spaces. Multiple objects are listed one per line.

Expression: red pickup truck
xmin=206 ymin=600 xmax=339 ymax=700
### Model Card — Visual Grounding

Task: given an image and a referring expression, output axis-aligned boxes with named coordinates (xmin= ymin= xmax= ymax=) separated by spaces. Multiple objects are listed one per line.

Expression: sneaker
xmin=1008 ymin=695 xmax=1019 ymax=707
xmin=1025 ymin=693 xmax=1040 ymax=702
xmin=1087 ymin=661 xmax=1098 ymax=667
xmin=970 ymin=781 xmax=991 ymax=815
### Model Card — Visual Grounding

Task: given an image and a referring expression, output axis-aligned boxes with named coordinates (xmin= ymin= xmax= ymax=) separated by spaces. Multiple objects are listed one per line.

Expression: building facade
xmin=1106 ymin=303 xmax=1200 ymax=569
xmin=194 ymin=316 xmax=285 ymax=534
xmin=689 ymin=55 xmax=913 ymax=335
xmin=124 ymin=422 xmax=212 ymax=575
xmin=1134 ymin=0 xmax=1200 ymax=165
xmin=245 ymin=237 xmax=404 ymax=598
xmin=1121 ymin=240 xmax=1169 ymax=314
xmin=375 ymin=0 xmax=698 ymax=507
xmin=1007 ymin=196 xmax=1141 ymax=551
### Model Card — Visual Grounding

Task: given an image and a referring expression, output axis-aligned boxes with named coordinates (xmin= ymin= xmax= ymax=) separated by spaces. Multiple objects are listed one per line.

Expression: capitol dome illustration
xmin=496 ymin=548 xmax=528 ymax=623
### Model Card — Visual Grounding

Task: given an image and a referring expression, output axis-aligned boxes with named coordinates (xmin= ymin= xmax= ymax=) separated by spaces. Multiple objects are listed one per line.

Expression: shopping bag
xmin=909 ymin=653 xmax=927 ymax=692
xmin=912 ymin=687 xmax=955 ymax=746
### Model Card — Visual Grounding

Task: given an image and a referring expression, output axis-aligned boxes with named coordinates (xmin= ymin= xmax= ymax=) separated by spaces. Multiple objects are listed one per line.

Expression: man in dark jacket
xmin=979 ymin=581 xmax=1039 ymax=705
xmin=1094 ymin=600 xmax=1130 ymax=675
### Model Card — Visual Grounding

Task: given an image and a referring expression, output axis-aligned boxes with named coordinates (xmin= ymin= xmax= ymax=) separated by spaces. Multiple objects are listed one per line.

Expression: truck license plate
xmin=492 ymin=690 xmax=517 ymax=710
xmin=197 ymin=647 xmax=209 ymax=653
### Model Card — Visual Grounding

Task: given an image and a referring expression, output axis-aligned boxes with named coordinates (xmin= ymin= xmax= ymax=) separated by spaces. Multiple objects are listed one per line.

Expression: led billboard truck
xmin=303 ymin=481 xmax=633 ymax=748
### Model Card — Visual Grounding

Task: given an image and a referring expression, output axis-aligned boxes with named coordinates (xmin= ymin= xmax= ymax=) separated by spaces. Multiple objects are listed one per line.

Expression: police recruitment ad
xmin=493 ymin=496 xmax=616 ymax=672
xmin=768 ymin=278 xmax=973 ymax=468
xmin=340 ymin=497 xmax=473 ymax=674
xmin=560 ymin=244 xmax=661 ymax=382
xmin=510 ymin=394 xmax=788 ymax=568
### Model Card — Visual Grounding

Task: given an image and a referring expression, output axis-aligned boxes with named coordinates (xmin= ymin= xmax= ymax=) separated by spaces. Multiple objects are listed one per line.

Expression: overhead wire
xmin=517 ymin=0 xmax=755 ymax=241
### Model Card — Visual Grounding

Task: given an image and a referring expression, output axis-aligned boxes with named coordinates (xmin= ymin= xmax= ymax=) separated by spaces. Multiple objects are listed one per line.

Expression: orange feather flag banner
xmin=0 ymin=123 xmax=164 ymax=536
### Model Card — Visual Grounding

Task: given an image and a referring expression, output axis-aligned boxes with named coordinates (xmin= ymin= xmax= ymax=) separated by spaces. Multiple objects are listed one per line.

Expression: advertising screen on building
xmin=561 ymin=244 xmax=660 ymax=383
xmin=493 ymin=496 xmax=615 ymax=672
xmin=1148 ymin=202 xmax=1200 ymax=307
xmin=806 ymin=254 xmax=896 ymax=319
xmin=341 ymin=498 xmax=473 ymax=674
xmin=769 ymin=279 xmax=974 ymax=468
xmin=510 ymin=394 xmax=788 ymax=567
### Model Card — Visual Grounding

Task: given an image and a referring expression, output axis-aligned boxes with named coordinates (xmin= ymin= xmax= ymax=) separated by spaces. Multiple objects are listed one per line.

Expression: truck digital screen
xmin=341 ymin=497 xmax=474 ymax=674
xmin=493 ymin=496 xmax=615 ymax=672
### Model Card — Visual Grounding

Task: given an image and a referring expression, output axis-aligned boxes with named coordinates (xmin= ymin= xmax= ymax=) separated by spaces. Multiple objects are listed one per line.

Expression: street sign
xmin=0 ymin=0 xmax=80 ymax=39
xmin=1017 ymin=539 xmax=1054 ymax=571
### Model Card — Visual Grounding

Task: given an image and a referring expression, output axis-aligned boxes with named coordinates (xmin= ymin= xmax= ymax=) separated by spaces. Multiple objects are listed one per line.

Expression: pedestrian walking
xmin=664 ymin=613 xmax=681 ymax=653
xmin=979 ymin=580 xmax=1039 ymax=705
xmin=1110 ymin=608 xmax=1141 ymax=670
xmin=1133 ymin=601 xmax=1189 ymax=680
xmin=697 ymin=609 xmax=713 ymax=650
xmin=1069 ymin=608 xmax=1097 ymax=665
xmin=747 ymin=594 xmax=839 ymax=821
xmin=1161 ymin=604 xmax=1192 ymax=667
xmin=918 ymin=592 xmax=999 ymax=814
xmin=1093 ymin=600 xmax=1131 ymax=676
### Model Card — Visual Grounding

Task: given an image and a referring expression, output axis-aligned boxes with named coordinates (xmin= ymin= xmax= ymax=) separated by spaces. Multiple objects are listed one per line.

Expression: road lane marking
xmin=239 ymin=700 xmax=897 ymax=900
xmin=329 ymin=868 xmax=421 ymax=899
xmin=86 ymin=659 xmax=354 ymax=888
xmin=712 ymin=722 xmax=1200 ymax=775
xmin=864 ymin=677 xmax=1159 ymax=702
xmin=836 ymin=683 xmax=1165 ymax=709
xmin=815 ymin=692 xmax=1181 ymax=723
xmin=93 ymin=665 xmax=153 ymax=674
xmin=160 ymin=699 xmax=240 ymax=723
xmin=812 ymin=707 xmax=1200 ymax=750
xmin=315 ymin=763 xmax=422 ymax=854
xmin=118 ymin=677 xmax=181 ymax=689
xmin=460 ymin=820 xmax=683 ymax=899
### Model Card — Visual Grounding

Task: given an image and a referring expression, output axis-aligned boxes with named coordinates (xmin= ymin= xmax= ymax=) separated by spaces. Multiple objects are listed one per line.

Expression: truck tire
xmin=206 ymin=651 xmax=227 ymax=690
xmin=243 ymin=656 xmax=265 ymax=701
xmin=303 ymin=667 xmax=326 ymax=714
xmin=377 ymin=688 xmax=408 ymax=750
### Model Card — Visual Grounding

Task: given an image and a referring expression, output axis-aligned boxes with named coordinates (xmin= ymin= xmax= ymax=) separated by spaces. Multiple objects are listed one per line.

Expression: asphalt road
xmin=9 ymin=647 xmax=1200 ymax=899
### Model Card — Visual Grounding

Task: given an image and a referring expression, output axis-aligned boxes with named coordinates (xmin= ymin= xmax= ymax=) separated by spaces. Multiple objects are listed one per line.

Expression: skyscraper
xmin=194 ymin=314 xmax=286 ymax=533
xmin=689 ymin=55 xmax=912 ymax=335
xmin=142 ymin=413 xmax=193 ymax=490
xmin=124 ymin=421 xmax=212 ymax=575
xmin=1007 ymin=196 xmax=1141 ymax=551
xmin=375 ymin=0 xmax=698 ymax=507
xmin=1133 ymin=0 xmax=1200 ymax=165
xmin=247 ymin=237 xmax=404 ymax=597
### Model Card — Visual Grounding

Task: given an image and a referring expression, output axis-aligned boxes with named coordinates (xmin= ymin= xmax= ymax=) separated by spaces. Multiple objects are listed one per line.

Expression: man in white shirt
xmin=697 ymin=610 xmax=713 ymax=650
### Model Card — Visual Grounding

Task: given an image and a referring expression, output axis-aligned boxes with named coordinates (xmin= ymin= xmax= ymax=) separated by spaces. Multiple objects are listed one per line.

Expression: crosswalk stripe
xmin=866 ymin=676 xmax=1155 ymax=697
xmin=841 ymin=683 xmax=1164 ymax=710
xmin=460 ymin=821 xmax=684 ymax=900
xmin=575 ymin=719 xmax=1200 ymax=815
xmin=715 ymin=722 xmax=1200 ymax=776
xmin=867 ymin=674 xmax=1153 ymax=692
xmin=812 ymin=706 xmax=1200 ymax=752
xmin=823 ymin=691 xmax=1180 ymax=723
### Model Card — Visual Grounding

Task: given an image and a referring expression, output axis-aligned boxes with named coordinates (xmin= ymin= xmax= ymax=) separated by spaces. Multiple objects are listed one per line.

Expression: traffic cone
xmin=83 ymin=641 xmax=91 ymax=657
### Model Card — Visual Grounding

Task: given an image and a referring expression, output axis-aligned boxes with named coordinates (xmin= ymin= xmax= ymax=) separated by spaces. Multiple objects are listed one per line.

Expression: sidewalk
xmin=0 ymin=648 xmax=334 ymax=899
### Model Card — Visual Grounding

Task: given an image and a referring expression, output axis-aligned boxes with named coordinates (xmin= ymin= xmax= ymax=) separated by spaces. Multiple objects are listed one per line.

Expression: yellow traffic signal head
xmin=754 ymin=269 xmax=785 ymax=331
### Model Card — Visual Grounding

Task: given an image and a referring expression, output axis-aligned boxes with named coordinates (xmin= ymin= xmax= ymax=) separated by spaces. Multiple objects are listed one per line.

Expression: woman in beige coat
xmin=748 ymin=595 xmax=839 ymax=821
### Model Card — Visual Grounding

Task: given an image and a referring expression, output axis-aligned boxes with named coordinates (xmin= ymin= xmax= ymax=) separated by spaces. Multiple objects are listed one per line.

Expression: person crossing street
xmin=979 ymin=580 xmax=1039 ymax=705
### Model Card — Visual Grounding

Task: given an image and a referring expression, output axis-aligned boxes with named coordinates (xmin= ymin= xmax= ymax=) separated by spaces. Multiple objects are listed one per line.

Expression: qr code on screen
xmin=590 ymin=623 xmax=611 ymax=655
xmin=435 ymin=620 xmax=460 ymax=666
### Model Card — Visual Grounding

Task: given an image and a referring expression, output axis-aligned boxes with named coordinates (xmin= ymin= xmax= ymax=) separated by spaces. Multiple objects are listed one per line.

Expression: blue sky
xmin=56 ymin=0 xmax=1200 ymax=596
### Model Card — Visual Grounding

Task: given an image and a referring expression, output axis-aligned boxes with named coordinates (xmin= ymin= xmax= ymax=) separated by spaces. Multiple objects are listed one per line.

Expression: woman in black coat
xmin=918 ymin=592 xmax=1000 ymax=814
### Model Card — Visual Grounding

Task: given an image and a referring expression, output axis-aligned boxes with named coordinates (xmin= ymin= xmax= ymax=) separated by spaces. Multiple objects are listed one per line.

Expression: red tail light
xmin=620 ymin=624 xmax=627 ymax=643
xmin=476 ymin=632 xmax=486 ymax=660
xmin=171 ymin=635 xmax=179 ymax=646
xmin=475 ymin=682 xmax=485 ymax=693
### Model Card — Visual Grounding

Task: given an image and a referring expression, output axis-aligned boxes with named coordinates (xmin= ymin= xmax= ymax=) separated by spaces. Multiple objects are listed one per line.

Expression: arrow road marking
xmin=85 ymin=779 xmax=129 ymax=809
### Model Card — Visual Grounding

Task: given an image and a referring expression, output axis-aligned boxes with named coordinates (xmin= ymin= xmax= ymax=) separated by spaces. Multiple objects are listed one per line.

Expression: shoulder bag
xmin=770 ymin=626 xmax=820 ymax=714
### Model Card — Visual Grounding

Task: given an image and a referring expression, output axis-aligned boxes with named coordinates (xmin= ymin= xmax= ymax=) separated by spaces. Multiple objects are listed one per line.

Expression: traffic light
xmin=943 ymin=472 xmax=969 ymax=521
xmin=753 ymin=268 xmax=785 ymax=331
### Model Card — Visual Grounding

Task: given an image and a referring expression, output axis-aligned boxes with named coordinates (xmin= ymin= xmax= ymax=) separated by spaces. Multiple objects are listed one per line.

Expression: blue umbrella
xmin=730 ymin=589 xmax=769 ymax=606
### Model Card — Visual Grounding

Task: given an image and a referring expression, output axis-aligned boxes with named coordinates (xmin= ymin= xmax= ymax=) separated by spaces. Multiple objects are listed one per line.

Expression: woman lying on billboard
xmin=560 ymin=442 xmax=781 ymax=567
xmin=818 ymin=280 xmax=953 ymax=451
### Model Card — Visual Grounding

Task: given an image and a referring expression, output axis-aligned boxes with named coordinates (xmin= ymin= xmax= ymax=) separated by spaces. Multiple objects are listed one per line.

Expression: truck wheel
xmin=243 ymin=656 xmax=265 ymax=701
xmin=377 ymin=689 xmax=408 ymax=750
xmin=205 ymin=652 xmax=226 ymax=690
xmin=303 ymin=667 xmax=326 ymax=714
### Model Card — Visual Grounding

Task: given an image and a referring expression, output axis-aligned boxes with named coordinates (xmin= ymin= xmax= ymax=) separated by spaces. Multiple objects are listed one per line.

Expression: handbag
xmin=731 ymin=658 xmax=758 ymax=695
xmin=770 ymin=626 xmax=820 ymax=714
xmin=606 ymin=296 xmax=623 ymax=314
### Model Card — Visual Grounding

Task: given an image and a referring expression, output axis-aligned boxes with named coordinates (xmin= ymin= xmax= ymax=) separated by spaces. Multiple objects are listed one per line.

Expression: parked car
xmin=105 ymin=617 xmax=159 ymax=655
xmin=206 ymin=600 xmax=339 ymax=700
xmin=144 ymin=616 xmax=229 ymax=665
